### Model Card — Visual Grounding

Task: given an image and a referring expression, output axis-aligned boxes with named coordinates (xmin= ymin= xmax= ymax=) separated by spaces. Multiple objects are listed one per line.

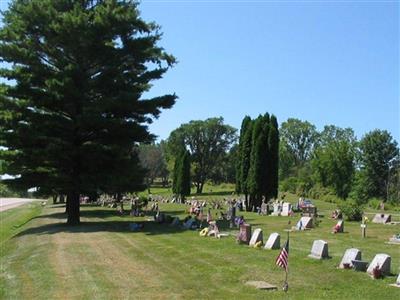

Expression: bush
xmin=367 ymin=198 xmax=382 ymax=210
xmin=280 ymin=177 xmax=298 ymax=194
xmin=338 ymin=201 xmax=363 ymax=221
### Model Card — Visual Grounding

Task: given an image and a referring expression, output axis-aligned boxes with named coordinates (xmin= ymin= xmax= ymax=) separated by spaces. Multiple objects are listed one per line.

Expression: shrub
xmin=367 ymin=198 xmax=382 ymax=210
xmin=338 ymin=201 xmax=363 ymax=221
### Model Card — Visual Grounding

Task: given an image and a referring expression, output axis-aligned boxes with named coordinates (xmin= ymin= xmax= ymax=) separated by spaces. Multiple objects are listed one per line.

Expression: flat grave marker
xmin=372 ymin=214 xmax=391 ymax=224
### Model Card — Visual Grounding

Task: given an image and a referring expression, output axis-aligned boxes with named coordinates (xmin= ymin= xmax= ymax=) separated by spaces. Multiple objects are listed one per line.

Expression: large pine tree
xmin=0 ymin=0 xmax=176 ymax=224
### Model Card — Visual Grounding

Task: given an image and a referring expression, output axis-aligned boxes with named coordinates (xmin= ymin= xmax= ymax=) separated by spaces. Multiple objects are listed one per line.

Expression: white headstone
xmin=249 ymin=228 xmax=263 ymax=246
xmin=281 ymin=203 xmax=292 ymax=216
xmin=271 ymin=203 xmax=281 ymax=216
xmin=308 ymin=240 xmax=329 ymax=259
xmin=372 ymin=214 xmax=391 ymax=224
xmin=367 ymin=254 xmax=391 ymax=276
xmin=339 ymin=248 xmax=361 ymax=269
xmin=264 ymin=232 xmax=280 ymax=250
xmin=296 ymin=216 xmax=313 ymax=230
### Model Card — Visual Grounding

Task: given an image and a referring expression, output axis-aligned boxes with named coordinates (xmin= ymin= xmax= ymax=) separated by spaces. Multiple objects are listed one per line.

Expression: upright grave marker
xmin=339 ymin=248 xmax=361 ymax=269
xmin=308 ymin=240 xmax=329 ymax=259
xmin=372 ymin=214 xmax=391 ymax=224
xmin=249 ymin=228 xmax=263 ymax=247
xmin=367 ymin=254 xmax=391 ymax=276
xmin=264 ymin=232 xmax=280 ymax=250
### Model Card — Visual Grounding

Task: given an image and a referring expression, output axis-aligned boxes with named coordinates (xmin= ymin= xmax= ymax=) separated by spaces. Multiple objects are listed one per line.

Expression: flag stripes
xmin=275 ymin=239 xmax=289 ymax=271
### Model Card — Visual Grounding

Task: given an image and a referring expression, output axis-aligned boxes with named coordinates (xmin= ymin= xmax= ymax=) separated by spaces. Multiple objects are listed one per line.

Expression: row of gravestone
xmin=243 ymin=227 xmax=398 ymax=284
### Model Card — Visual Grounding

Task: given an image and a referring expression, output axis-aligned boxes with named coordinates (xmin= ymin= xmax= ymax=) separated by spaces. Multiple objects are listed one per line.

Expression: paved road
xmin=0 ymin=198 xmax=43 ymax=212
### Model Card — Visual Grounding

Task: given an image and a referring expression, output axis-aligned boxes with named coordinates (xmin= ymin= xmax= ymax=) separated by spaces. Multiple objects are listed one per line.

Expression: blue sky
xmin=138 ymin=0 xmax=399 ymax=142
xmin=0 ymin=0 xmax=399 ymax=142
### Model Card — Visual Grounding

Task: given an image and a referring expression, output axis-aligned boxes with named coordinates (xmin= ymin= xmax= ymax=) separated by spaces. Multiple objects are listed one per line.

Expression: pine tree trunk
xmin=67 ymin=193 xmax=80 ymax=225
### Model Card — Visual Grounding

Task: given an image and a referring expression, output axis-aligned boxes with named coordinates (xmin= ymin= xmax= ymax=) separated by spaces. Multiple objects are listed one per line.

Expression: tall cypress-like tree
xmin=180 ymin=150 xmax=191 ymax=199
xmin=268 ymin=115 xmax=279 ymax=199
xmin=247 ymin=116 xmax=264 ymax=208
xmin=240 ymin=119 xmax=254 ymax=210
xmin=172 ymin=149 xmax=191 ymax=201
xmin=0 ymin=0 xmax=177 ymax=224
xmin=236 ymin=116 xmax=252 ymax=193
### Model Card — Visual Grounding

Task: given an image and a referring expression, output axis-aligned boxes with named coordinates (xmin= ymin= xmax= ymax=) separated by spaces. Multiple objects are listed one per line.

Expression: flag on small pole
xmin=276 ymin=230 xmax=290 ymax=292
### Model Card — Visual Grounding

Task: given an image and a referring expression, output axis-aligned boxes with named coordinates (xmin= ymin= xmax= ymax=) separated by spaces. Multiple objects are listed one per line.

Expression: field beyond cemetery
xmin=1 ymin=187 xmax=399 ymax=299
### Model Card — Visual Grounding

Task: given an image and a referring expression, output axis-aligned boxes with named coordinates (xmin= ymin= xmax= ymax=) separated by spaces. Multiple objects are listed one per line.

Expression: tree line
xmin=139 ymin=117 xmax=399 ymax=207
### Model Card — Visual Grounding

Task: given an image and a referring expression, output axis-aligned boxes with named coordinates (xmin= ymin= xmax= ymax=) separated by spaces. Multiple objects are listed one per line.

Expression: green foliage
xmin=337 ymin=201 xmax=363 ymax=221
xmin=280 ymin=118 xmax=319 ymax=166
xmin=172 ymin=149 xmax=191 ymax=198
xmin=167 ymin=117 xmax=237 ymax=194
xmin=138 ymin=143 xmax=169 ymax=185
xmin=312 ymin=140 xmax=355 ymax=198
xmin=357 ymin=130 xmax=399 ymax=200
xmin=0 ymin=0 xmax=176 ymax=224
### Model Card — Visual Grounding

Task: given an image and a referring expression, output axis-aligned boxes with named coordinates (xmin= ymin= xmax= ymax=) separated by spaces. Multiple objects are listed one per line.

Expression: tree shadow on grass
xmin=14 ymin=219 xmax=192 ymax=238
xmin=35 ymin=209 xmax=187 ymax=220
xmin=194 ymin=190 xmax=235 ymax=197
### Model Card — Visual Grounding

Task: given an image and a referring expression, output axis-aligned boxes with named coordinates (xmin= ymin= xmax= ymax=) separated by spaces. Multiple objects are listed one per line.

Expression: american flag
xmin=275 ymin=239 xmax=289 ymax=271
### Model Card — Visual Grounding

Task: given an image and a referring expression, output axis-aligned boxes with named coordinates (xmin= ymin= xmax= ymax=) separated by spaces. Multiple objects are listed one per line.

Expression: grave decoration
xmin=249 ymin=228 xmax=263 ymax=247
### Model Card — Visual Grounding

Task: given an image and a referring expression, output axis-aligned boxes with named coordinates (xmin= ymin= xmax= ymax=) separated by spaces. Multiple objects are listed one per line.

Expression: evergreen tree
xmin=240 ymin=119 xmax=254 ymax=209
xmin=236 ymin=116 xmax=252 ymax=193
xmin=268 ymin=115 xmax=279 ymax=199
xmin=0 ymin=0 xmax=176 ymax=224
xmin=172 ymin=149 xmax=191 ymax=201
xmin=247 ymin=116 xmax=264 ymax=208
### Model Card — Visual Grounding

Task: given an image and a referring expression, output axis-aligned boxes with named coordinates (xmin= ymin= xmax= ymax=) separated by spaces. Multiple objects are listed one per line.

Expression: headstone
xmin=308 ymin=240 xmax=329 ymax=259
xmin=264 ymin=232 xmax=280 ymax=250
xmin=260 ymin=202 xmax=268 ymax=215
xmin=334 ymin=220 xmax=344 ymax=233
xmin=249 ymin=228 xmax=263 ymax=247
xmin=339 ymin=248 xmax=361 ymax=269
xmin=302 ymin=206 xmax=317 ymax=217
xmin=281 ymin=203 xmax=292 ymax=216
xmin=367 ymin=254 xmax=391 ymax=276
xmin=352 ymin=260 xmax=369 ymax=272
xmin=372 ymin=214 xmax=391 ymax=224
xmin=296 ymin=216 xmax=313 ymax=230
xmin=237 ymin=224 xmax=252 ymax=244
xmin=271 ymin=203 xmax=281 ymax=216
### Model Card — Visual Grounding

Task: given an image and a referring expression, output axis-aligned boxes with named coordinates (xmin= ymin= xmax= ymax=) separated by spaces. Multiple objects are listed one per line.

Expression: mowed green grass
xmin=1 ymin=190 xmax=400 ymax=299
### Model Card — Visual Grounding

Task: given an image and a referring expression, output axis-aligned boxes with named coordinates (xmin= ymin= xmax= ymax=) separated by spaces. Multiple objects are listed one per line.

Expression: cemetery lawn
xmin=1 ymin=191 xmax=400 ymax=299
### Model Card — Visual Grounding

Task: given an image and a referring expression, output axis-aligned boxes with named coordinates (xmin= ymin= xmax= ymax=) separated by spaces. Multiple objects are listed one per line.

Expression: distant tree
xmin=172 ymin=149 xmax=190 ymax=201
xmin=0 ymin=0 xmax=176 ymax=224
xmin=355 ymin=130 xmax=399 ymax=201
xmin=138 ymin=143 xmax=169 ymax=188
xmin=280 ymin=118 xmax=319 ymax=167
xmin=312 ymin=140 xmax=355 ymax=199
xmin=319 ymin=125 xmax=356 ymax=147
xmin=167 ymin=117 xmax=237 ymax=193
